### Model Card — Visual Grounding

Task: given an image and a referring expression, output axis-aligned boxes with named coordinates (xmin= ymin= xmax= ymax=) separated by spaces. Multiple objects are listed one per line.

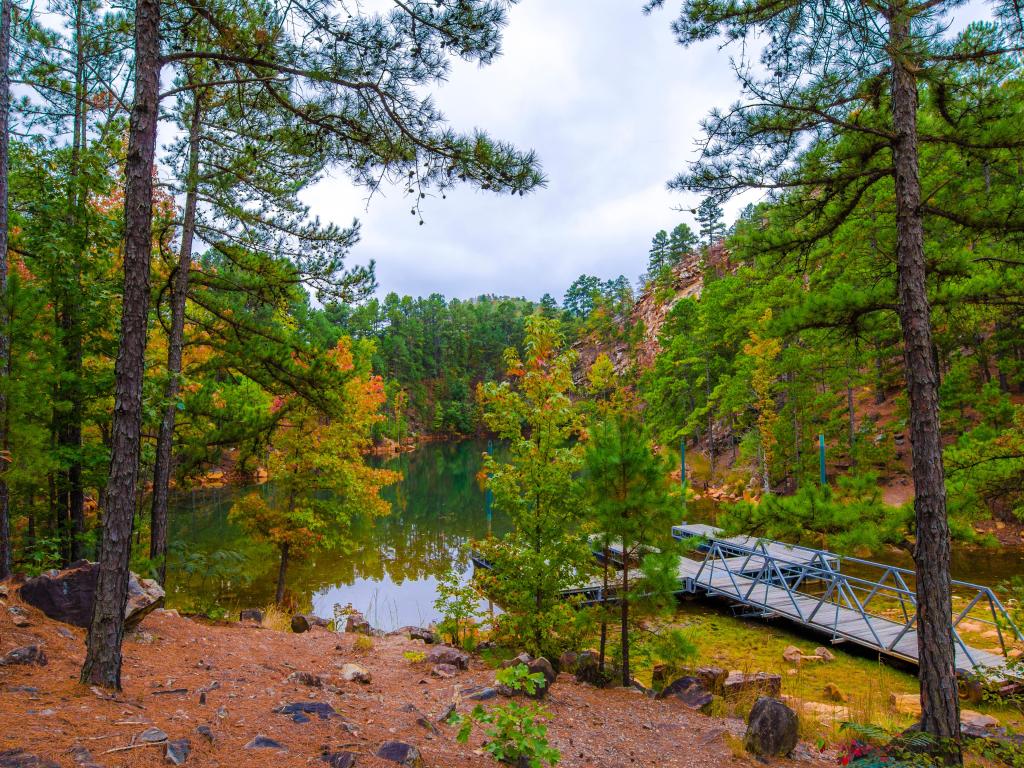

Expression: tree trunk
xmin=620 ymin=563 xmax=629 ymax=688
xmin=889 ymin=15 xmax=961 ymax=761
xmin=80 ymin=0 xmax=161 ymax=690
xmin=847 ymin=378 xmax=856 ymax=468
xmin=598 ymin=544 xmax=609 ymax=672
xmin=0 ymin=0 xmax=11 ymax=580
xmin=150 ymin=90 xmax=202 ymax=584
xmin=275 ymin=542 xmax=289 ymax=606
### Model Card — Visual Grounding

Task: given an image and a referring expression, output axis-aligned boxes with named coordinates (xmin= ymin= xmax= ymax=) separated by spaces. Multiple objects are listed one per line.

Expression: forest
xmin=1 ymin=1 xmax=1024 ymax=768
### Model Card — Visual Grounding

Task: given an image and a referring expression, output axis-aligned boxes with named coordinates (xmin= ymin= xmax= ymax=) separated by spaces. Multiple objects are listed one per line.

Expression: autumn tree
xmin=645 ymin=0 xmax=1024 ymax=755
xmin=231 ymin=339 xmax=398 ymax=605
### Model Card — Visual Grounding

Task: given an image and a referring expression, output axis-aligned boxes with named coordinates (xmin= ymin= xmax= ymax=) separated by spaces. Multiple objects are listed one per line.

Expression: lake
xmin=166 ymin=439 xmax=1022 ymax=628
xmin=165 ymin=439 xmax=509 ymax=629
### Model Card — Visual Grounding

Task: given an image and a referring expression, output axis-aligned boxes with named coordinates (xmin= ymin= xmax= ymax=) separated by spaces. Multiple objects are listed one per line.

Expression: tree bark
xmin=275 ymin=542 xmax=289 ymax=606
xmin=80 ymin=0 xmax=161 ymax=689
xmin=889 ymin=12 xmax=961 ymax=760
xmin=150 ymin=90 xmax=202 ymax=584
xmin=598 ymin=544 xmax=609 ymax=672
xmin=0 ymin=0 xmax=11 ymax=580
xmin=620 ymin=562 xmax=629 ymax=688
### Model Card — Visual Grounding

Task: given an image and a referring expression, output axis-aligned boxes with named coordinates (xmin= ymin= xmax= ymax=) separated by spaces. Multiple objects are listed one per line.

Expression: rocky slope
xmin=0 ymin=587 xmax=825 ymax=768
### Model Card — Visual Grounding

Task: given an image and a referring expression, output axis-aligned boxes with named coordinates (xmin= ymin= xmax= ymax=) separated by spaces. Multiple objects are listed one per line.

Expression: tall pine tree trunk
xmin=620 ymin=563 xmax=629 ymax=688
xmin=598 ymin=544 xmax=609 ymax=672
xmin=150 ymin=90 xmax=202 ymax=584
xmin=80 ymin=0 xmax=161 ymax=689
xmin=889 ymin=14 xmax=960 ymax=759
xmin=0 ymin=0 xmax=11 ymax=580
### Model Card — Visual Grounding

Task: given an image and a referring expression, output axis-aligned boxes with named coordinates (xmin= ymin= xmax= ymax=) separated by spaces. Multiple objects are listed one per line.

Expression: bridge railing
xmin=685 ymin=535 xmax=1023 ymax=669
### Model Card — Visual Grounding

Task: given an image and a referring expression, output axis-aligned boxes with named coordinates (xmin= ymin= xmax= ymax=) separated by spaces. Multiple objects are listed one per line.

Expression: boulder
xmin=238 ymin=609 xmax=263 ymax=625
xmin=723 ymin=671 xmax=782 ymax=700
xmin=430 ymin=664 xmax=458 ymax=679
xmin=574 ymin=651 xmax=612 ymax=688
xmin=503 ymin=656 xmax=556 ymax=699
xmin=376 ymin=741 xmax=422 ymax=767
xmin=426 ymin=645 xmax=469 ymax=671
xmin=814 ymin=646 xmax=836 ymax=662
xmin=344 ymin=612 xmax=371 ymax=635
xmin=657 ymin=676 xmax=714 ymax=713
xmin=0 ymin=750 xmax=60 ymax=768
xmin=0 ymin=645 xmax=47 ymax=667
xmin=743 ymin=697 xmax=799 ymax=758
xmin=694 ymin=667 xmax=727 ymax=695
xmin=961 ymin=710 xmax=999 ymax=730
xmin=164 ymin=739 xmax=190 ymax=766
xmin=285 ymin=671 xmax=323 ymax=687
xmin=321 ymin=750 xmax=357 ymax=768
xmin=782 ymin=645 xmax=804 ymax=664
xmin=290 ymin=614 xmax=329 ymax=633
xmin=466 ymin=686 xmax=499 ymax=701
xmin=273 ymin=702 xmax=339 ymax=721
xmin=823 ymin=683 xmax=848 ymax=703
xmin=558 ymin=651 xmax=578 ymax=674
xmin=339 ymin=663 xmax=371 ymax=684
xmin=399 ymin=626 xmax=436 ymax=644
xmin=19 ymin=562 xmax=163 ymax=629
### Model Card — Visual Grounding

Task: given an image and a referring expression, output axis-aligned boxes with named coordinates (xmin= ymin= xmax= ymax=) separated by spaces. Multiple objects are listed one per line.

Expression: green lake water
xmin=165 ymin=439 xmax=510 ymax=629
xmin=166 ymin=438 xmax=1022 ymax=629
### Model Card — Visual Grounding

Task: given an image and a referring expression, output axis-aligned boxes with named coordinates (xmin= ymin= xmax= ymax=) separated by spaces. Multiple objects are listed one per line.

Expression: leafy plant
xmin=449 ymin=664 xmax=560 ymax=768
xmin=353 ymin=635 xmax=374 ymax=653
xmin=433 ymin=569 xmax=483 ymax=648
xmin=403 ymin=650 xmax=426 ymax=664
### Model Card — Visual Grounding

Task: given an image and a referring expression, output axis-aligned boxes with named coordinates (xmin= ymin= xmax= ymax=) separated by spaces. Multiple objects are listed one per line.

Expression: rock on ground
xmin=657 ymin=676 xmax=714 ymax=713
xmin=743 ymin=697 xmax=799 ymax=758
xmin=426 ymin=645 xmax=469 ymax=670
xmin=723 ymin=671 xmax=781 ymax=699
xmin=376 ymin=741 xmax=423 ymax=767
xmin=0 ymin=645 xmax=47 ymax=667
xmin=19 ymin=562 xmax=163 ymax=629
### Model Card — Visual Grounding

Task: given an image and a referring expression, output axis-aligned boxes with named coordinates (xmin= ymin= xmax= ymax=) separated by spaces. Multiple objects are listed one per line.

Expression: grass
xmin=260 ymin=603 xmax=292 ymax=632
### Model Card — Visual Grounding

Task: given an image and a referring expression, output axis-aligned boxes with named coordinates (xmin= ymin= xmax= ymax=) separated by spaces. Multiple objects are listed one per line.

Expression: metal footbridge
xmin=472 ymin=523 xmax=1024 ymax=676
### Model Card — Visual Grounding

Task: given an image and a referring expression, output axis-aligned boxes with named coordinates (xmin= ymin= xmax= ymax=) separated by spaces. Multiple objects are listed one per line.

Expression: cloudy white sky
xmin=301 ymin=2 xmax=990 ymax=303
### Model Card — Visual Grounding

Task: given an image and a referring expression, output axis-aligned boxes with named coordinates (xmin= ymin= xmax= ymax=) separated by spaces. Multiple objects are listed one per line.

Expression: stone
xmin=136 ymin=727 xmax=169 ymax=744
xmin=784 ymin=697 xmax=850 ymax=724
xmin=286 ymin=671 xmax=323 ymax=687
xmin=0 ymin=645 xmax=47 ymax=667
xmin=290 ymin=613 xmax=329 ymax=633
xmin=959 ymin=677 xmax=985 ymax=705
xmin=558 ymin=651 xmax=578 ymax=674
xmin=502 ymin=656 xmax=556 ymax=699
xmin=501 ymin=652 xmax=533 ymax=670
xmin=239 ymin=609 xmax=263 ymax=624
xmin=8 ymin=606 xmax=30 ymax=627
xmin=723 ymin=671 xmax=782 ymax=699
xmin=961 ymin=710 xmax=999 ymax=730
xmin=344 ymin=612 xmax=371 ymax=634
xmin=657 ymin=676 xmax=714 ymax=713
xmin=194 ymin=726 xmax=214 ymax=744
xmin=466 ymin=686 xmax=499 ymax=701
xmin=19 ymin=562 xmax=163 ymax=629
xmin=574 ymin=651 xmax=612 ymax=688
xmin=375 ymin=741 xmax=423 ymax=767
xmin=69 ymin=746 xmax=98 ymax=767
xmin=743 ymin=697 xmax=799 ymax=758
xmin=694 ymin=666 xmax=727 ymax=695
xmin=244 ymin=736 xmax=286 ymax=751
xmin=339 ymin=663 xmax=371 ymax=684
xmin=823 ymin=683 xmax=848 ymax=703
xmin=814 ymin=646 xmax=836 ymax=662
xmin=426 ymin=645 xmax=469 ymax=671
xmin=431 ymin=663 xmax=457 ymax=679
xmin=274 ymin=702 xmax=338 ymax=720
xmin=782 ymin=645 xmax=804 ymax=664
xmin=0 ymin=750 xmax=60 ymax=768
xmin=164 ymin=739 xmax=190 ymax=765
xmin=399 ymin=626 xmax=436 ymax=644
xmin=321 ymin=751 xmax=357 ymax=768
xmin=890 ymin=693 xmax=921 ymax=716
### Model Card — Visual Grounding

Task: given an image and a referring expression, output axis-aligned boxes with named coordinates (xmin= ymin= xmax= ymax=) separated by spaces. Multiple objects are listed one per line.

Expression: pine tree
xmin=645 ymin=1 xmax=1024 ymax=754
xmin=695 ymin=198 xmax=724 ymax=247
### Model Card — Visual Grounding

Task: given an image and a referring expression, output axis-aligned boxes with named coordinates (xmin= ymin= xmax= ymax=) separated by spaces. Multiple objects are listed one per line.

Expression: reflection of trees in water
xmin=165 ymin=440 xmax=510 ymax=610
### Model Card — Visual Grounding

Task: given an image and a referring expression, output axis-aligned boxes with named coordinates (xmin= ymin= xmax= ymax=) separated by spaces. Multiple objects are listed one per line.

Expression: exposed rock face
xmin=657 ymin=676 xmax=714 ymax=713
xmin=19 ymin=562 xmax=163 ymax=629
xmin=375 ymin=741 xmax=422 ymax=767
xmin=743 ymin=697 xmax=798 ymax=758
xmin=426 ymin=646 xmax=469 ymax=670
xmin=723 ymin=671 xmax=781 ymax=699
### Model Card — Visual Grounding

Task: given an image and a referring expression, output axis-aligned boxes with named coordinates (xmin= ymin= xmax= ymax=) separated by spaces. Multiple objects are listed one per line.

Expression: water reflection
xmin=165 ymin=439 xmax=510 ymax=629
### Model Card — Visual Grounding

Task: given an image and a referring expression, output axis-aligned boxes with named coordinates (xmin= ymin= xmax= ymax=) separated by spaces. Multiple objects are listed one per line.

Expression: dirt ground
xmin=0 ymin=592 xmax=830 ymax=768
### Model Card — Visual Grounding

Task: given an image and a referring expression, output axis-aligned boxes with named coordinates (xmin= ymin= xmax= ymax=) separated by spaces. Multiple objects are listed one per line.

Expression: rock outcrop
xmin=19 ymin=562 xmax=163 ymax=629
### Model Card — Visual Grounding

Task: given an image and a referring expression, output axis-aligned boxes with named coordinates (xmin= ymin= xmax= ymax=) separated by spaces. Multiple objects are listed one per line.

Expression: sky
xmin=300 ymin=1 xmax=992 ymax=304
